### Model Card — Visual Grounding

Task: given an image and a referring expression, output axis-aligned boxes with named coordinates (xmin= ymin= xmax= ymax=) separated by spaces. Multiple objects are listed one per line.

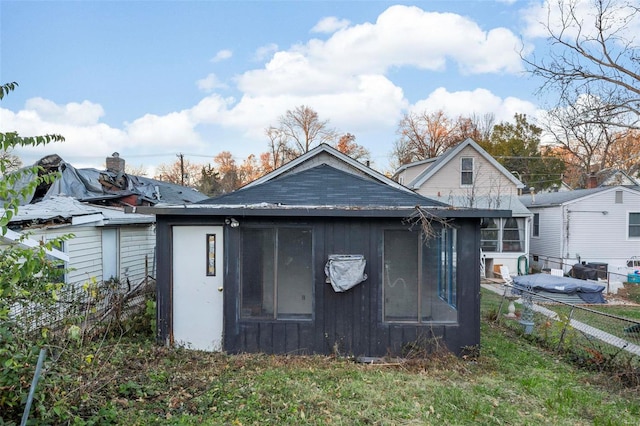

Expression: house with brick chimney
xmin=1 ymin=153 xmax=207 ymax=290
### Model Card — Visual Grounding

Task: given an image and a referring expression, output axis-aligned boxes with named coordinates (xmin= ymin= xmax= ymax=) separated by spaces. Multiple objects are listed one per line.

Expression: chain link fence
xmin=492 ymin=283 xmax=640 ymax=385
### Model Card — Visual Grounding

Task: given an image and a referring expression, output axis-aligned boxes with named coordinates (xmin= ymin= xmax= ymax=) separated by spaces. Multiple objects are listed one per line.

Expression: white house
xmin=520 ymin=186 xmax=640 ymax=281
xmin=1 ymin=196 xmax=156 ymax=288
xmin=394 ymin=138 xmax=531 ymax=276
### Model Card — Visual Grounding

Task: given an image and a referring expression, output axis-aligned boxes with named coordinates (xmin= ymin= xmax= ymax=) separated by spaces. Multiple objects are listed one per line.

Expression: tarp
xmin=513 ymin=273 xmax=606 ymax=304
xmin=324 ymin=255 xmax=368 ymax=292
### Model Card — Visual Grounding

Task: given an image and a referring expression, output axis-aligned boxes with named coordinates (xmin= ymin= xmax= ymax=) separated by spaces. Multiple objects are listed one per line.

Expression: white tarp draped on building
xmin=324 ymin=254 xmax=368 ymax=292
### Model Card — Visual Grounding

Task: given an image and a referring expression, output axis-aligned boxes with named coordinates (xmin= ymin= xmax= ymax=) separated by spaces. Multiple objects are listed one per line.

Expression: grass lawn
xmin=43 ymin=289 xmax=638 ymax=425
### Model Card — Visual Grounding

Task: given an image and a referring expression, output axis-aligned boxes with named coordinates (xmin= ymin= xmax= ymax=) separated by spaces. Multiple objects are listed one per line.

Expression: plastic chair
xmin=500 ymin=265 xmax=513 ymax=285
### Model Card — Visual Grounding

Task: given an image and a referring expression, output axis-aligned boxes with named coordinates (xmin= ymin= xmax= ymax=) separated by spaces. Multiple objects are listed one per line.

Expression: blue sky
xmin=2 ymin=0 xmax=559 ymax=174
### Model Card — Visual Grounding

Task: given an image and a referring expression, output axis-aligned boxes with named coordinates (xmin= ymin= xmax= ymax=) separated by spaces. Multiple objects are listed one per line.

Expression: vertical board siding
xmin=160 ymin=215 xmax=481 ymax=357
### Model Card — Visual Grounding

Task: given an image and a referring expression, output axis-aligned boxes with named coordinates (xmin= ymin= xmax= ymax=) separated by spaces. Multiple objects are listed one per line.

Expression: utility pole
xmin=177 ymin=153 xmax=185 ymax=186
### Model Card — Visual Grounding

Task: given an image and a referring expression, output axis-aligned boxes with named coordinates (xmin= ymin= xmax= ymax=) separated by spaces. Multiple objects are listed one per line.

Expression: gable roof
xmin=244 ymin=143 xmax=413 ymax=193
xmin=200 ymin=164 xmax=446 ymax=208
xmin=520 ymin=186 xmax=640 ymax=208
xmin=392 ymin=157 xmax=438 ymax=178
xmin=132 ymin=145 xmax=513 ymax=220
xmin=402 ymin=138 xmax=525 ymax=190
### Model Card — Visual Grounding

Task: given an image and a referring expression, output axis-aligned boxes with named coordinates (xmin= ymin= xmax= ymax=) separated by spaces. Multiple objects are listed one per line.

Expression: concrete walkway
xmin=482 ymin=283 xmax=640 ymax=357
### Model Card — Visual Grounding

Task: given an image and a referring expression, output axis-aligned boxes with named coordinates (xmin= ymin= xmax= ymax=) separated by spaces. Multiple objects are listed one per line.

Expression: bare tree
xmin=124 ymin=163 xmax=148 ymax=177
xmin=524 ymin=0 xmax=640 ymax=130
xmin=543 ymin=95 xmax=626 ymax=186
xmin=278 ymin=105 xmax=338 ymax=155
xmin=392 ymin=110 xmax=495 ymax=165
xmin=264 ymin=126 xmax=294 ymax=170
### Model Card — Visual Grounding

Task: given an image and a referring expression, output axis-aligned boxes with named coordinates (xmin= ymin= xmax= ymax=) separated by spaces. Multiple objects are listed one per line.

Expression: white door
xmin=172 ymin=226 xmax=224 ymax=351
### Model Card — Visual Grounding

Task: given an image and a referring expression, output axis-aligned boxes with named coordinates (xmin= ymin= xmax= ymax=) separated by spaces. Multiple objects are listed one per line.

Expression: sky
xmin=1 ymin=0 xmax=572 ymax=175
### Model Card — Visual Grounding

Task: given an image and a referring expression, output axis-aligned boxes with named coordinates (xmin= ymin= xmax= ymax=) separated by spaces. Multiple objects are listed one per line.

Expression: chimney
xmin=106 ymin=152 xmax=125 ymax=173
xmin=587 ymin=172 xmax=597 ymax=189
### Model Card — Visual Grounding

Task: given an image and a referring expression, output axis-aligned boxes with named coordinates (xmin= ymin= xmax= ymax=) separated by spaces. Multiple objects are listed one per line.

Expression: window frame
xmin=629 ymin=212 xmax=640 ymax=239
xmin=239 ymin=225 xmax=314 ymax=321
xmin=481 ymin=217 xmax=525 ymax=253
xmin=382 ymin=227 xmax=458 ymax=325
xmin=532 ymin=213 xmax=540 ymax=237
xmin=460 ymin=157 xmax=474 ymax=186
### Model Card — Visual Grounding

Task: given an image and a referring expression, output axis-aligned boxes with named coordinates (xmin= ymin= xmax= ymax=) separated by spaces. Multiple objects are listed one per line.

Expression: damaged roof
xmin=11 ymin=154 xmax=207 ymax=206
xmin=5 ymin=195 xmax=154 ymax=229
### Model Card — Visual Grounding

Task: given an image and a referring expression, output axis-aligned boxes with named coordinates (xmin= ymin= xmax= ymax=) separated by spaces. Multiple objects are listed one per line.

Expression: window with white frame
xmin=481 ymin=217 xmax=525 ymax=252
xmin=630 ymin=212 xmax=640 ymax=238
xmin=460 ymin=157 xmax=474 ymax=186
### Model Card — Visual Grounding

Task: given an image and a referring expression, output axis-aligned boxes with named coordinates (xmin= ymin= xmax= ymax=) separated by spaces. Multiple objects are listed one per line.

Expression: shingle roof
xmin=199 ymin=164 xmax=447 ymax=208
xmin=520 ymin=187 xmax=612 ymax=207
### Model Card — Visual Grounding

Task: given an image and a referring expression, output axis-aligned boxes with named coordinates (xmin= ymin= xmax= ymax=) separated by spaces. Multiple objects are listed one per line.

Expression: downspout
xmin=563 ymin=206 xmax=570 ymax=270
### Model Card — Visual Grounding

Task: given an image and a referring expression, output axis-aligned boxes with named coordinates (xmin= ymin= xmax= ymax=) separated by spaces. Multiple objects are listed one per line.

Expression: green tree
xmin=0 ymin=82 xmax=70 ymax=421
xmin=481 ymin=113 xmax=565 ymax=191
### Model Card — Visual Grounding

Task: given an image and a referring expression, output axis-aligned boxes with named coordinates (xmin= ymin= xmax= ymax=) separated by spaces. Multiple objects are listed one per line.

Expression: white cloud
xmin=238 ymin=5 xmax=525 ymax=101
xmin=311 ymin=16 xmax=350 ymax=33
xmin=253 ymin=43 xmax=278 ymax=62
xmin=210 ymin=49 xmax=232 ymax=62
xmin=412 ymin=87 xmax=540 ymax=122
xmin=24 ymin=98 xmax=104 ymax=126
xmin=1 ymin=4 xmax=544 ymax=172
xmin=196 ymin=73 xmax=227 ymax=92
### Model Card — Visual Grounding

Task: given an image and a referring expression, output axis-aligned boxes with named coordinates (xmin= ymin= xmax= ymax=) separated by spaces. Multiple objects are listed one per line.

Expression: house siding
xmin=527 ymin=188 xmax=640 ymax=276
xmin=17 ymin=224 xmax=155 ymax=288
xmin=397 ymin=162 xmax=432 ymax=186
xmin=528 ymin=205 xmax=564 ymax=269
xmin=565 ymin=190 xmax=640 ymax=266
xmin=120 ymin=225 xmax=156 ymax=283
xmin=156 ymin=215 xmax=481 ymax=357
xmin=414 ymin=146 xmax=518 ymax=200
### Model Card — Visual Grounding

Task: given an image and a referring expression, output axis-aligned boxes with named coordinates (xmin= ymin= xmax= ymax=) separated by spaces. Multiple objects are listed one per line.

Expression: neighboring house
xmin=13 ymin=153 xmax=207 ymax=207
xmin=1 ymin=195 xmax=156 ymax=288
xmin=595 ymin=169 xmax=640 ymax=188
xmin=520 ymin=185 xmax=640 ymax=281
xmin=2 ymin=153 xmax=207 ymax=287
xmin=136 ymin=144 xmax=510 ymax=356
xmin=393 ymin=138 xmax=531 ymax=277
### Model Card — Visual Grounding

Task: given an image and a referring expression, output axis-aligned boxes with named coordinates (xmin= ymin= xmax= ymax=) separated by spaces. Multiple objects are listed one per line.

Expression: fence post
xmin=20 ymin=348 xmax=47 ymax=426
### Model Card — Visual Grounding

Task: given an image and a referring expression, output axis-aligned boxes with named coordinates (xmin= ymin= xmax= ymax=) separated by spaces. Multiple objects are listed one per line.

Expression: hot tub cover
xmin=513 ymin=273 xmax=606 ymax=304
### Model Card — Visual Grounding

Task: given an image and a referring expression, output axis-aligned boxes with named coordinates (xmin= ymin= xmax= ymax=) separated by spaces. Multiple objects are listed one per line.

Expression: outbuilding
xmin=138 ymin=145 xmax=509 ymax=357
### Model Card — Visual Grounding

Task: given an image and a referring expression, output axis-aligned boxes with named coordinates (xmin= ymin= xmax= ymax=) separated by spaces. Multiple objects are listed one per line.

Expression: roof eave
xmin=128 ymin=204 xmax=512 ymax=219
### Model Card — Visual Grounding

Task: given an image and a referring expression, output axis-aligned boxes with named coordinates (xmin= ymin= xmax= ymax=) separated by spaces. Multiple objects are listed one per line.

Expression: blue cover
xmin=513 ymin=273 xmax=606 ymax=304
